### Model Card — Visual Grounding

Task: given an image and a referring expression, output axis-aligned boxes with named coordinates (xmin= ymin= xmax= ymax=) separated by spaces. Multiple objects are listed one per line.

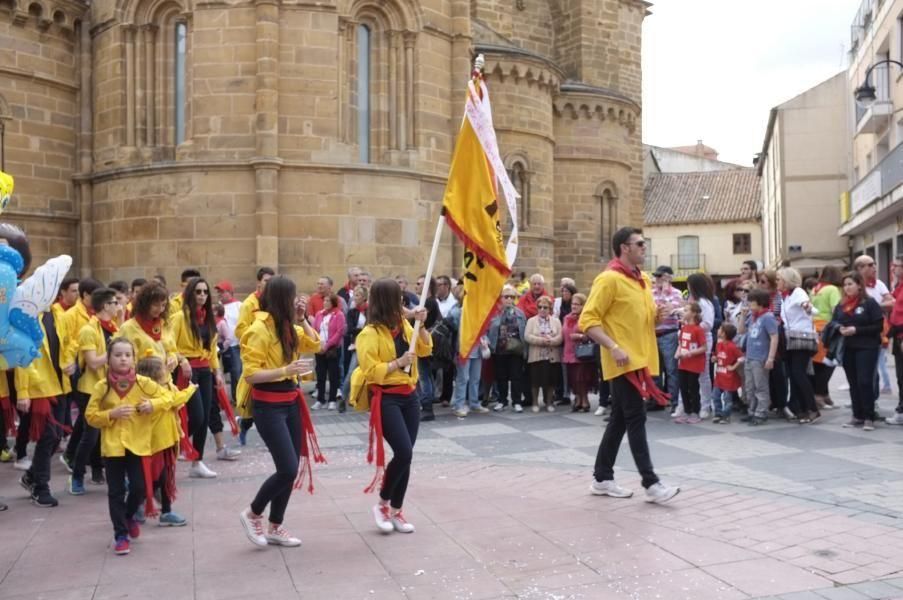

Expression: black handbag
xmin=575 ymin=342 xmax=597 ymax=361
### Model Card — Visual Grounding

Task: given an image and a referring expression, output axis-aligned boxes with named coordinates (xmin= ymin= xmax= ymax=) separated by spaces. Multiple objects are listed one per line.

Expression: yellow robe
xmin=349 ymin=320 xmax=432 ymax=410
xmin=77 ymin=317 xmax=112 ymax=395
xmin=85 ymin=375 xmax=166 ymax=458
xmin=150 ymin=381 xmax=196 ymax=454
xmin=169 ymin=310 xmax=220 ymax=369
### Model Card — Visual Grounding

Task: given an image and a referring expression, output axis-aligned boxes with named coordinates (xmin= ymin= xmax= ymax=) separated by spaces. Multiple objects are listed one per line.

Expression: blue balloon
xmin=0 ymin=244 xmax=41 ymax=369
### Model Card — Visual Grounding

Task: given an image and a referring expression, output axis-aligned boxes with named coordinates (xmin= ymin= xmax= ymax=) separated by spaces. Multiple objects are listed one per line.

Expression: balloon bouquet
xmin=0 ymin=170 xmax=73 ymax=370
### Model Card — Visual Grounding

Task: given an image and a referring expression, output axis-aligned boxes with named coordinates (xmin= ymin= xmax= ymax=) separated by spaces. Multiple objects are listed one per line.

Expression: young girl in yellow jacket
xmin=238 ymin=275 xmax=322 ymax=549
xmin=86 ymin=338 xmax=167 ymax=556
xmin=136 ymin=351 xmax=196 ymax=527
xmin=170 ymin=277 xmax=239 ymax=479
xmin=352 ymin=278 xmax=431 ymax=535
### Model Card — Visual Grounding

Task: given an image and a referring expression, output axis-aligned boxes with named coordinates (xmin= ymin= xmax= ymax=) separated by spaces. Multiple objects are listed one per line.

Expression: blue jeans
xmin=417 ymin=357 xmax=434 ymax=412
xmin=656 ymin=331 xmax=679 ymax=407
xmin=341 ymin=351 xmax=358 ymax=408
xmin=452 ymin=356 xmax=483 ymax=411
xmin=221 ymin=346 xmax=242 ymax=403
xmin=712 ymin=386 xmax=737 ymax=418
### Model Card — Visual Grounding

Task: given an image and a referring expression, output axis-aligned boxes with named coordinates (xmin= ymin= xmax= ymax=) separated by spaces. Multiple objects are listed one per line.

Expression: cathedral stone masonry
xmin=0 ymin=0 xmax=649 ymax=292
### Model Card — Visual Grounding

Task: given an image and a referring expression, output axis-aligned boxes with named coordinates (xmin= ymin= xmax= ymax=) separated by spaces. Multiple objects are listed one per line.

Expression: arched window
xmin=356 ymin=24 xmax=371 ymax=163
xmin=341 ymin=0 xmax=419 ymax=164
xmin=596 ymin=183 xmax=618 ymax=259
xmin=505 ymin=157 xmax=530 ymax=231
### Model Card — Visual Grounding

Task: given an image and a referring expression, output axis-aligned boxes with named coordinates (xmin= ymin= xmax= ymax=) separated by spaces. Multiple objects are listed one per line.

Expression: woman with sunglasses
xmin=170 ymin=277 xmax=239 ymax=479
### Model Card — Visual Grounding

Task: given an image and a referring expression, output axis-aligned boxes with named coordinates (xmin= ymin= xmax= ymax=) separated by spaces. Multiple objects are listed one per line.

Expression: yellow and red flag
xmin=442 ymin=67 xmax=520 ymax=361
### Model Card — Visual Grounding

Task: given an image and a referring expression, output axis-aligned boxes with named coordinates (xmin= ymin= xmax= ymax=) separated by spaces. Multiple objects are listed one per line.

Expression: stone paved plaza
xmin=2 ymin=379 xmax=903 ymax=600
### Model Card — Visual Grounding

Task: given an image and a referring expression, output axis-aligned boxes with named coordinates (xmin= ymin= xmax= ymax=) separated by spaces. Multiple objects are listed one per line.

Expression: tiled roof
xmin=644 ymin=169 xmax=761 ymax=225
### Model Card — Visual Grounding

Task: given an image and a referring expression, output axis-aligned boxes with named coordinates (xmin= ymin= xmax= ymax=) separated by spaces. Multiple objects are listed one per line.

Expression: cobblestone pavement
xmin=1 ymin=379 xmax=903 ymax=600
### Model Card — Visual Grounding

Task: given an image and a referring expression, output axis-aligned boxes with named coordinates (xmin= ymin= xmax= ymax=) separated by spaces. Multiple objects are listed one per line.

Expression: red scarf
xmin=606 ymin=258 xmax=645 ymax=288
xmin=108 ymin=369 xmax=136 ymax=398
xmin=136 ymin=316 xmax=163 ymax=341
xmin=99 ymin=319 xmax=118 ymax=336
xmin=751 ymin=307 xmax=768 ymax=321
xmin=195 ymin=307 xmax=207 ymax=324
xmin=865 ymin=276 xmax=877 ymax=288
xmin=841 ymin=295 xmax=861 ymax=315
xmin=812 ymin=282 xmax=827 ymax=295
xmin=58 ymin=299 xmax=73 ymax=311
xmin=254 ymin=290 xmax=262 ymax=300
xmin=86 ymin=306 xmax=96 ymax=317
xmin=357 ymin=302 xmax=369 ymax=314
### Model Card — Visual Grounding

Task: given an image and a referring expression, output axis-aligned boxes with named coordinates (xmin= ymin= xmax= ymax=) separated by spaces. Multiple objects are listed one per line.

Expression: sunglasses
xmin=627 ymin=240 xmax=646 ymax=248
xmin=538 ymin=306 xmax=551 ymax=310
xmin=195 ymin=289 xmax=209 ymax=295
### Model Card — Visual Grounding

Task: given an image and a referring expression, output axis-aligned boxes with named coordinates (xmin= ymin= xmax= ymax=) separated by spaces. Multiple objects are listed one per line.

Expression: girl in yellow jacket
xmin=136 ymin=351 xmax=196 ymax=527
xmin=85 ymin=338 xmax=167 ymax=556
xmin=238 ymin=275 xmax=322 ymax=549
xmin=353 ymin=278 xmax=431 ymax=535
xmin=169 ymin=277 xmax=239 ymax=479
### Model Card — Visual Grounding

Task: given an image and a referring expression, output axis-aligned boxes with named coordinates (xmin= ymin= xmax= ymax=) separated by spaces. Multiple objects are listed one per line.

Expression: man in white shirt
xmin=854 ymin=255 xmax=893 ymax=308
xmin=435 ymin=275 xmax=458 ymax=318
xmin=215 ymin=280 xmax=242 ymax=402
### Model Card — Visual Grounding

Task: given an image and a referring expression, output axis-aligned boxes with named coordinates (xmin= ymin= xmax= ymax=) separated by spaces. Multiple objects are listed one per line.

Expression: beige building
xmin=643 ymin=169 xmax=761 ymax=283
xmin=0 ymin=0 xmax=650 ymax=293
xmin=757 ymin=72 xmax=850 ymax=271
xmin=840 ymin=0 xmax=903 ymax=285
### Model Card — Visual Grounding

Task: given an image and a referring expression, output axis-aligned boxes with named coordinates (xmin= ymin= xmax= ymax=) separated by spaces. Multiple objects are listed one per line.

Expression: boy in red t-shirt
xmin=675 ymin=303 xmax=707 ymax=424
xmin=712 ymin=322 xmax=744 ymax=424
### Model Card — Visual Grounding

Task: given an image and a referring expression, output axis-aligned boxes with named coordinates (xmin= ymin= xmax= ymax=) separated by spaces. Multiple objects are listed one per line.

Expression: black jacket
xmin=830 ymin=297 xmax=884 ymax=350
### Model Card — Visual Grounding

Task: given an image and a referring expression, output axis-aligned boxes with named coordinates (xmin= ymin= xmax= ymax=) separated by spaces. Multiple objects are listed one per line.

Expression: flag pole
xmin=405 ymin=54 xmax=485 ymax=369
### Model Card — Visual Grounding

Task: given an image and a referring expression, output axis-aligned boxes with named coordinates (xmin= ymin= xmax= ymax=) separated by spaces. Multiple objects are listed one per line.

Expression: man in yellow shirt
xmin=235 ymin=267 xmax=275 ymax=342
xmin=169 ymin=268 xmax=201 ymax=320
xmin=579 ymin=227 xmax=679 ymax=505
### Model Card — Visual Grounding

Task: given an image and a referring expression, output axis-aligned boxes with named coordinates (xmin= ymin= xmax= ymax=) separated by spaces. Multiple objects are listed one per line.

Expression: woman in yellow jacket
xmin=119 ymin=280 xmax=179 ymax=371
xmin=238 ymin=275 xmax=321 ymax=549
xmin=85 ymin=338 xmax=167 ymax=556
xmin=170 ymin=277 xmax=238 ymax=479
xmin=15 ymin=309 xmax=71 ymax=508
xmin=354 ymin=278 xmax=431 ymax=535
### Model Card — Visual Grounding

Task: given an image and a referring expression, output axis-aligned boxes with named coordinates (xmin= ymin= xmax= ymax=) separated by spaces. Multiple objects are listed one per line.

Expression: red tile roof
xmin=644 ymin=169 xmax=761 ymax=225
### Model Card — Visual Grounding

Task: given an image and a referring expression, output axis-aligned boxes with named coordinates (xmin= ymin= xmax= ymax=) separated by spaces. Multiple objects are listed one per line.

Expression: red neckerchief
xmin=254 ymin=290 xmax=262 ymax=300
xmin=136 ymin=316 xmax=163 ymax=341
xmin=99 ymin=319 xmax=118 ymax=336
xmin=215 ymin=315 xmax=224 ymax=324
xmin=812 ymin=282 xmax=827 ymax=295
xmin=751 ymin=307 xmax=768 ymax=322
xmin=58 ymin=299 xmax=73 ymax=311
xmin=357 ymin=302 xmax=369 ymax=313
xmin=109 ymin=369 xmax=137 ymax=399
xmin=86 ymin=306 xmax=96 ymax=317
xmin=841 ymin=295 xmax=860 ymax=315
xmin=865 ymin=276 xmax=877 ymax=288
xmin=606 ymin=258 xmax=645 ymax=288
xmin=195 ymin=307 xmax=207 ymax=324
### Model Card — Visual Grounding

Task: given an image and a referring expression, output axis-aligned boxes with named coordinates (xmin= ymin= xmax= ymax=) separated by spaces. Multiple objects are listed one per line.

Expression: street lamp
xmin=854 ymin=58 xmax=903 ymax=107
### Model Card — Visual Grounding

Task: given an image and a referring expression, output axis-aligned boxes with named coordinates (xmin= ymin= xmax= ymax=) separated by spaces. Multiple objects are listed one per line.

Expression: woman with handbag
xmin=562 ymin=293 xmax=594 ymax=412
xmin=778 ymin=267 xmax=820 ymax=424
xmin=524 ymin=296 xmax=563 ymax=412
xmin=831 ymin=272 xmax=884 ymax=431
xmin=312 ymin=294 xmax=346 ymax=411
xmin=487 ymin=286 xmax=527 ymax=413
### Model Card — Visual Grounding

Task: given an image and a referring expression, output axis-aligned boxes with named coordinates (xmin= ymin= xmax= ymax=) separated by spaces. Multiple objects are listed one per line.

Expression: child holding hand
xmin=86 ymin=338 xmax=166 ymax=556
xmin=675 ymin=303 xmax=707 ymax=424
xmin=712 ymin=323 xmax=744 ymax=424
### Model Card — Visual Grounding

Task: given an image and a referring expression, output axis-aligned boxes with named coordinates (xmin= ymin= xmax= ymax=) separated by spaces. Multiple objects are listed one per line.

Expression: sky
xmin=642 ymin=0 xmax=857 ymax=166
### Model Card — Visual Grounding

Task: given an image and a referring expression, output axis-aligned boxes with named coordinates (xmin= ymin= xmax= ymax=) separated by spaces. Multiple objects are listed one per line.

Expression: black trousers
xmin=893 ymin=339 xmax=903 ymax=414
xmin=105 ymin=451 xmax=145 ymax=539
xmin=15 ymin=409 xmax=30 ymax=459
xmin=679 ymin=370 xmax=701 ymax=415
xmin=787 ymin=350 xmax=817 ymax=415
xmin=380 ymin=393 xmax=420 ymax=509
xmin=27 ymin=397 xmax=66 ymax=495
xmin=494 ymin=354 xmax=524 ymax=406
xmin=251 ymin=400 xmax=301 ymax=525
xmin=315 ymin=353 xmax=340 ymax=404
xmin=843 ymin=346 xmax=880 ymax=421
xmin=72 ymin=391 xmax=101 ymax=479
xmin=593 ymin=375 xmax=660 ymax=489
xmin=186 ymin=367 xmax=222 ymax=460
xmin=768 ymin=359 xmax=789 ymax=411
xmin=812 ymin=362 xmax=835 ymax=397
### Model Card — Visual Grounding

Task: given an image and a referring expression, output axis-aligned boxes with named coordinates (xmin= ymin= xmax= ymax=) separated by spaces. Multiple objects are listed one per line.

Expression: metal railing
xmin=670 ymin=254 xmax=706 ymax=274
xmin=848 ymin=139 xmax=903 ymax=216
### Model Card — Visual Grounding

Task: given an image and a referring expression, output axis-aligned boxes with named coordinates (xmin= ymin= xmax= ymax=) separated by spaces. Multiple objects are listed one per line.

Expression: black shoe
xmin=19 ymin=472 xmax=34 ymax=494
xmin=740 ymin=415 xmax=752 ymax=422
xmin=555 ymin=399 xmax=571 ymax=406
xmin=420 ymin=412 xmax=435 ymax=422
xmin=646 ymin=402 xmax=665 ymax=412
xmin=91 ymin=469 xmax=105 ymax=486
xmin=31 ymin=491 xmax=58 ymax=508
xmin=0 ymin=500 xmax=7 ymax=511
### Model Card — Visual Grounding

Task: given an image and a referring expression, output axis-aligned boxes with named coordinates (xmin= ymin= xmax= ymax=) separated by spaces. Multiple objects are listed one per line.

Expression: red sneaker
xmin=127 ymin=518 xmax=141 ymax=539
xmin=113 ymin=536 xmax=130 ymax=555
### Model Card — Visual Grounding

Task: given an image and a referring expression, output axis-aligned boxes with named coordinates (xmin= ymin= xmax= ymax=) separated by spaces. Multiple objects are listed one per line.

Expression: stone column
xmin=388 ymin=31 xmax=397 ymax=151
xmin=124 ymin=25 xmax=136 ymax=147
xmin=142 ymin=24 xmax=157 ymax=147
xmin=77 ymin=18 xmax=95 ymax=275
xmin=253 ymin=0 xmax=280 ymax=268
xmin=403 ymin=31 xmax=416 ymax=149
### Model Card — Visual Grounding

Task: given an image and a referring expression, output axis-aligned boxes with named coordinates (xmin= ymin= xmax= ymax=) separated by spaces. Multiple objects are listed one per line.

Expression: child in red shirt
xmin=712 ymin=323 xmax=744 ymax=424
xmin=675 ymin=303 xmax=707 ymax=424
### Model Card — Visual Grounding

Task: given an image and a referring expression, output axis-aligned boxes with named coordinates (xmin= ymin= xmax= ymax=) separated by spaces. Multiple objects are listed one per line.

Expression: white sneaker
xmin=266 ymin=524 xmax=302 ymax=547
xmin=513 ymin=404 xmax=524 ymax=413
xmin=372 ymin=503 xmax=394 ymax=533
xmin=671 ymin=405 xmax=685 ymax=418
xmin=327 ymin=402 xmax=337 ymax=410
xmin=645 ymin=482 xmax=680 ymax=504
xmin=492 ymin=402 xmax=506 ymax=412
xmin=472 ymin=406 xmax=490 ymax=414
xmin=453 ymin=409 xmax=468 ymax=418
xmin=531 ymin=405 xmax=540 ymax=413
xmin=590 ymin=479 xmax=633 ymax=498
xmin=594 ymin=406 xmax=605 ymax=416
xmin=189 ymin=461 xmax=217 ymax=478
xmin=547 ymin=404 xmax=555 ymax=413
xmin=216 ymin=446 xmax=241 ymax=461
xmin=311 ymin=401 xmax=325 ymax=410
xmin=699 ymin=409 xmax=711 ymax=420
xmin=13 ymin=457 xmax=32 ymax=471
xmin=886 ymin=413 xmax=903 ymax=425
xmin=239 ymin=508 xmax=268 ymax=547
xmin=390 ymin=511 xmax=415 ymax=533
xmin=782 ymin=407 xmax=796 ymax=420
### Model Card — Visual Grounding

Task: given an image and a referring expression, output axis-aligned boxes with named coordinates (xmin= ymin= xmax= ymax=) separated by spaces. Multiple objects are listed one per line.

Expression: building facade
xmin=0 ymin=0 xmax=649 ymax=293
xmin=758 ymin=72 xmax=850 ymax=272
xmin=840 ymin=0 xmax=903 ymax=285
